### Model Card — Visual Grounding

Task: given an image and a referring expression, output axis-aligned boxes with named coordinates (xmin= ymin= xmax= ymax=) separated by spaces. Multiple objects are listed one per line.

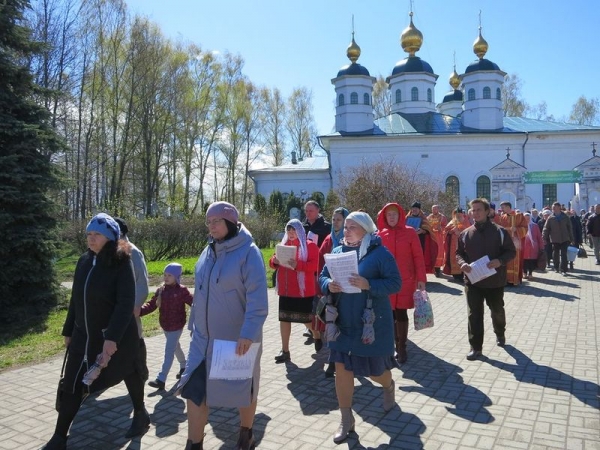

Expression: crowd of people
xmin=43 ymin=199 xmax=600 ymax=449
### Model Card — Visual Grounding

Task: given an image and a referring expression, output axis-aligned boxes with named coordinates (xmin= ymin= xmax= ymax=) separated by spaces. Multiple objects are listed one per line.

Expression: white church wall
xmin=251 ymin=171 xmax=331 ymax=200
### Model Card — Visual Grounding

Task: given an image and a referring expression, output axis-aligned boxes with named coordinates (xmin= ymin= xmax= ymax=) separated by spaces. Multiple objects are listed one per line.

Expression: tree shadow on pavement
xmin=211 ymin=412 xmax=271 ymax=450
xmin=485 ymin=345 xmax=600 ymax=409
xmin=398 ymin=342 xmax=495 ymax=424
xmin=349 ymin=401 xmax=426 ymax=450
xmin=283 ymin=356 xmax=338 ymax=415
xmin=513 ymin=280 xmax=578 ymax=301
xmin=151 ymin=388 xmax=186 ymax=437
xmin=425 ymin=281 xmax=463 ymax=295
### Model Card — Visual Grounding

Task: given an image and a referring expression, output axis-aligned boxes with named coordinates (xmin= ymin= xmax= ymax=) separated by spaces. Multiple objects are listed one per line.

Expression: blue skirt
xmin=180 ymin=361 xmax=207 ymax=407
xmin=329 ymin=349 xmax=399 ymax=377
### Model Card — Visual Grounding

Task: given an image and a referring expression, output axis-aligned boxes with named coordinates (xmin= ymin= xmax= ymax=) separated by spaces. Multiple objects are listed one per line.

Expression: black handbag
xmin=55 ymin=348 xmax=69 ymax=412
xmin=578 ymin=246 xmax=588 ymax=258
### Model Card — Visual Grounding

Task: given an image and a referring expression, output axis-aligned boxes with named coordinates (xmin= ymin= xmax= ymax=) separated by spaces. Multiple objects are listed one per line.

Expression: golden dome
xmin=473 ymin=28 xmax=488 ymax=59
xmin=449 ymin=67 xmax=461 ymax=89
xmin=400 ymin=12 xmax=423 ymax=57
xmin=346 ymin=35 xmax=361 ymax=63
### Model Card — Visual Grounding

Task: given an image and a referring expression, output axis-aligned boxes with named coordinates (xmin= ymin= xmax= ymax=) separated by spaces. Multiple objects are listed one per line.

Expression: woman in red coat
xmin=269 ymin=219 xmax=319 ymax=363
xmin=377 ymin=203 xmax=426 ymax=363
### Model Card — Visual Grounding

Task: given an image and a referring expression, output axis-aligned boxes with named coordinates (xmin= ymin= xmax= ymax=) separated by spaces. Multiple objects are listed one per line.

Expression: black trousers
xmin=466 ymin=284 xmax=506 ymax=351
xmin=552 ymin=241 xmax=569 ymax=272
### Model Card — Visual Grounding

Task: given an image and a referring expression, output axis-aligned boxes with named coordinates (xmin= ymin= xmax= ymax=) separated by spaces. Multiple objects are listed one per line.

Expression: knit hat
xmin=86 ymin=213 xmax=120 ymax=241
xmin=206 ymin=201 xmax=239 ymax=224
xmin=164 ymin=263 xmax=183 ymax=284
xmin=489 ymin=202 xmax=496 ymax=210
xmin=411 ymin=201 xmax=421 ymax=209
xmin=542 ymin=209 xmax=551 ymax=216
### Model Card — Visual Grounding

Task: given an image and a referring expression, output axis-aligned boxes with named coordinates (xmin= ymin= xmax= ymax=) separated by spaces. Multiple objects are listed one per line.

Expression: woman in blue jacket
xmin=319 ymin=211 xmax=401 ymax=444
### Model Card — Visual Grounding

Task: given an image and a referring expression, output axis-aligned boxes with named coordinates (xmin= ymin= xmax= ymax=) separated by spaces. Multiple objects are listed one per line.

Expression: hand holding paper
xmin=324 ymin=252 xmax=361 ymax=293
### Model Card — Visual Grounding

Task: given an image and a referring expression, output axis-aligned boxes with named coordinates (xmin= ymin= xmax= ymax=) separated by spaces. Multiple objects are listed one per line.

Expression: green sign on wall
xmin=523 ymin=171 xmax=582 ymax=184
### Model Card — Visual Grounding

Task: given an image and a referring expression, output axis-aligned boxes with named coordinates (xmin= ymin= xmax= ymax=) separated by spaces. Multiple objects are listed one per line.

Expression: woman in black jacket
xmin=44 ymin=213 xmax=149 ymax=449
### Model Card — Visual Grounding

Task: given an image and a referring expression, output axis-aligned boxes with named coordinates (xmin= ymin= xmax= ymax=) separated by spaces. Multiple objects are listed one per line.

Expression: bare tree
xmin=502 ymin=73 xmax=529 ymax=117
xmin=261 ymin=87 xmax=287 ymax=166
xmin=569 ymin=96 xmax=600 ymax=125
xmin=286 ymin=87 xmax=317 ymax=160
xmin=337 ymin=159 xmax=454 ymax=219
xmin=373 ymin=75 xmax=391 ymax=119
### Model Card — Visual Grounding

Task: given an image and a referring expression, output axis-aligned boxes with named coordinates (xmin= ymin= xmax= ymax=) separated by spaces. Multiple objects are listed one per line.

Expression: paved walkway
xmin=1 ymin=247 xmax=599 ymax=449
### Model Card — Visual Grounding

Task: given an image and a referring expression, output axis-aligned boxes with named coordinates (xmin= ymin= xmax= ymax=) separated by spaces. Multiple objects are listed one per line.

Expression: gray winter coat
xmin=179 ymin=224 xmax=268 ymax=408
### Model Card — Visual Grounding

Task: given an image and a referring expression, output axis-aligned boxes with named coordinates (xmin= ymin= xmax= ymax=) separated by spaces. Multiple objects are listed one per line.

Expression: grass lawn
xmin=0 ymin=246 xmax=276 ymax=372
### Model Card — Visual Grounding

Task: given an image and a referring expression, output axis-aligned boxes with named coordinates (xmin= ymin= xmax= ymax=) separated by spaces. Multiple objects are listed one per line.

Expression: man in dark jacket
xmin=542 ymin=202 xmax=574 ymax=275
xmin=457 ymin=198 xmax=517 ymax=361
xmin=302 ymin=200 xmax=331 ymax=247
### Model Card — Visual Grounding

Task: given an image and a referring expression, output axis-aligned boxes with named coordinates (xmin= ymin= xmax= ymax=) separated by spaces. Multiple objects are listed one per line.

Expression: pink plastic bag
xmin=413 ymin=290 xmax=434 ymax=331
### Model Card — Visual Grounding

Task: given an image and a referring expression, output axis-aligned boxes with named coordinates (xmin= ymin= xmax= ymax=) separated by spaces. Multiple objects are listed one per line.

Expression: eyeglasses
xmin=205 ymin=218 xmax=225 ymax=226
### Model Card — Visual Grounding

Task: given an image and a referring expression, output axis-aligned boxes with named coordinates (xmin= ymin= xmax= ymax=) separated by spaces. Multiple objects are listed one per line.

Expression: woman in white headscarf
xmin=318 ymin=211 xmax=401 ymax=443
xmin=269 ymin=219 xmax=319 ymax=363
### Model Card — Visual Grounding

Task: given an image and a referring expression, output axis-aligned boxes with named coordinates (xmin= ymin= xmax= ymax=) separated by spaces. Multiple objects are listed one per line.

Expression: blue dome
xmin=443 ymin=90 xmax=463 ymax=103
xmin=391 ymin=56 xmax=434 ymax=75
xmin=337 ymin=63 xmax=370 ymax=77
xmin=465 ymin=58 xmax=500 ymax=73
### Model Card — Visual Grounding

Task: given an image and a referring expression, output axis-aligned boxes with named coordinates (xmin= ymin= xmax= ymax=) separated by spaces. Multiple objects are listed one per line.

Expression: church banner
xmin=523 ymin=170 xmax=582 ymax=184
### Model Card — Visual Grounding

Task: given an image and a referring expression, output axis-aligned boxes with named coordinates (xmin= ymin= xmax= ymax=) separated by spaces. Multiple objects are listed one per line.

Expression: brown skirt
xmin=278 ymin=295 xmax=313 ymax=323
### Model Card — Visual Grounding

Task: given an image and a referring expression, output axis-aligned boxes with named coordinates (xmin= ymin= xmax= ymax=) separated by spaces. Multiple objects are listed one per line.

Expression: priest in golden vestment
xmin=497 ymin=201 xmax=528 ymax=285
xmin=427 ymin=205 xmax=448 ymax=277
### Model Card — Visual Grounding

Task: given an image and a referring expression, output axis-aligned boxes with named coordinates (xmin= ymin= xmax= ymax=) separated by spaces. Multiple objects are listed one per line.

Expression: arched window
xmin=338 ymin=94 xmax=345 ymax=106
xmin=446 ymin=176 xmax=460 ymax=205
xmin=483 ymin=87 xmax=491 ymax=99
xmin=411 ymin=87 xmax=419 ymax=101
xmin=350 ymin=92 xmax=358 ymax=104
xmin=468 ymin=88 xmax=476 ymax=101
xmin=476 ymin=176 xmax=491 ymax=199
xmin=395 ymin=89 xmax=402 ymax=104
xmin=363 ymin=93 xmax=370 ymax=105
xmin=496 ymin=88 xmax=501 ymax=100
xmin=427 ymin=88 xmax=432 ymax=102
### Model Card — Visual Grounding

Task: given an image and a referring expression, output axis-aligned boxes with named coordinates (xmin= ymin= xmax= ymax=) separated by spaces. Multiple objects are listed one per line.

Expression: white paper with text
xmin=465 ymin=255 xmax=496 ymax=284
xmin=209 ymin=340 xmax=261 ymax=380
xmin=324 ymin=252 xmax=361 ymax=293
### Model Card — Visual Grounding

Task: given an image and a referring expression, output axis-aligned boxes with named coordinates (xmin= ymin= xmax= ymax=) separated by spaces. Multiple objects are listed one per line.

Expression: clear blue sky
xmin=125 ymin=0 xmax=600 ymax=136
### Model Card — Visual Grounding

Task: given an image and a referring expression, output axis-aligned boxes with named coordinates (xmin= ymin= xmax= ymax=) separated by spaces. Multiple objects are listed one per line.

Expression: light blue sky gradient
xmin=125 ymin=0 xmax=600 ymax=136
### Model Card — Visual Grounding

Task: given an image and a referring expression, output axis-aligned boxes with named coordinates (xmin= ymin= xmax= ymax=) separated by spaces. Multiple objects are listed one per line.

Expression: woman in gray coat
xmin=179 ymin=202 xmax=268 ymax=450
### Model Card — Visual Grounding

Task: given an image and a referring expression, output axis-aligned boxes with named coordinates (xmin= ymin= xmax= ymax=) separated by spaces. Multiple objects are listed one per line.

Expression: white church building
xmin=249 ymin=13 xmax=600 ymax=211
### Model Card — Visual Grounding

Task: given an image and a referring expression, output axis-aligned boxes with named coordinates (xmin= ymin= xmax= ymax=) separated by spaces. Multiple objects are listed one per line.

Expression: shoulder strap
xmin=60 ymin=347 xmax=69 ymax=377
xmin=499 ymin=227 xmax=504 ymax=245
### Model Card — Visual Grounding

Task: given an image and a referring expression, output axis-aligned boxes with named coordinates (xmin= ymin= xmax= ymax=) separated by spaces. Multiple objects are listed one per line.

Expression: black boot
xmin=235 ymin=426 xmax=255 ymax=450
xmin=395 ymin=321 xmax=409 ymax=363
xmin=325 ymin=362 xmax=336 ymax=378
xmin=314 ymin=338 xmax=323 ymax=353
xmin=125 ymin=407 xmax=150 ymax=438
xmin=42 ymin=433 xmax=67 ymax=450
xmin=185 ymin=439 xmax=204 ymax=450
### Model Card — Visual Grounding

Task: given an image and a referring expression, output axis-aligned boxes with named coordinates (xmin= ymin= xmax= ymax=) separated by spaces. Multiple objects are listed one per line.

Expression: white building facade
xmin=249 ymin=14 xmax=600 ymax=211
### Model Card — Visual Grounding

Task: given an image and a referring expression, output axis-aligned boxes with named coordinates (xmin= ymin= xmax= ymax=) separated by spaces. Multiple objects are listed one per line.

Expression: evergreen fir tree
xmin=0 ymin=0 xmax=63 ymax=323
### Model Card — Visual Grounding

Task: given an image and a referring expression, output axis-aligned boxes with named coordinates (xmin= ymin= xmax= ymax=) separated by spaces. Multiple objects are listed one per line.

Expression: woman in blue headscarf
xmin=318 ymin=207 xmax=350 ymax=271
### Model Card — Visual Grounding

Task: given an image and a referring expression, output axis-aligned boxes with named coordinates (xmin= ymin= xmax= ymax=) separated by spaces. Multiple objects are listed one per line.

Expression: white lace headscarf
xmin=346 ymin=211 xmax=377 ymax=260
xmin=281 ymin=219 xmax=308 ymax=297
